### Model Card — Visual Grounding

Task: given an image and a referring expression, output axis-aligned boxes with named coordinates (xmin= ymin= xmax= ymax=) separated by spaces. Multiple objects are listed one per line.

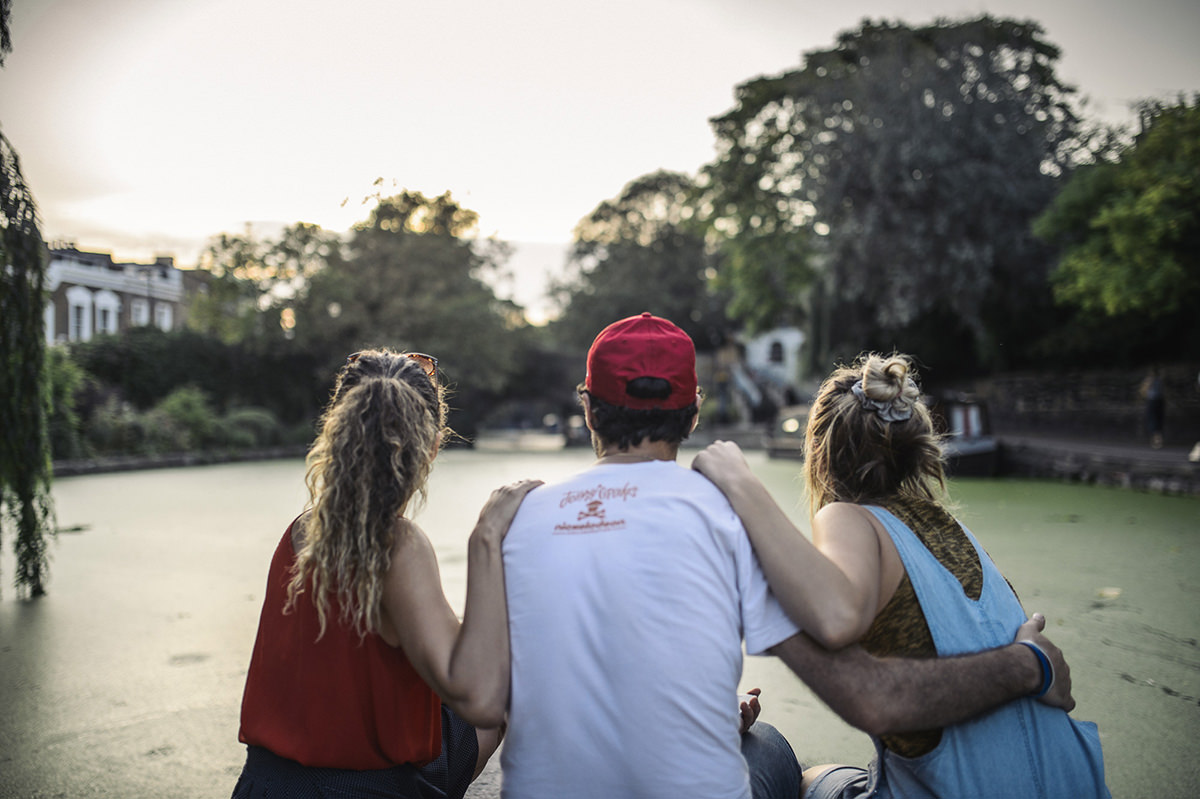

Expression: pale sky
xmin=2 ymin=0 xmax=1197 ymax=319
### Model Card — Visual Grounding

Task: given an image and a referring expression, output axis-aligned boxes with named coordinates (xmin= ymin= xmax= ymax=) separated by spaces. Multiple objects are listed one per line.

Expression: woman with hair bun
xmin=232 ymin=349 xmax=540 ymax=799
xmin=694 ymin=353 xmax=1109 ymax=799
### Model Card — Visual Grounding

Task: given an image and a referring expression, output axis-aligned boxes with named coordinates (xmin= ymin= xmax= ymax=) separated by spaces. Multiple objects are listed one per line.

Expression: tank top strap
xmin=863 ymin=505 xmax=1023 ymax=654
xmin=863 ymin=504 xmax=970 ymax=597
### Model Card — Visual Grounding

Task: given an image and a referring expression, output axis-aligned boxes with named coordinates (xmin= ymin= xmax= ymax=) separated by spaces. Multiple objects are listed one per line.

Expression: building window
xmin=94 ymin=290 xmax=120 ymax=335
xmin=71 ymin=305 xmax=85 ymax=341
xmin=131 ymin=298 xmax=150 ymax=326
xmin=66 ymin=285 xmax=94 ymax=342
xmin=769 ymin=341 xmax=784 ymax=364
xmin=44 ymin=303 xmax=56 ymax=343
xmin=155 ymin=303 xmax=173 ymax=331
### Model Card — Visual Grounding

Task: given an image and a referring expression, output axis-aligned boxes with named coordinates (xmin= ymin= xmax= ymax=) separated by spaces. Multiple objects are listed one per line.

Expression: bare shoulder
xmin=382 ymin=518 xmax=445 ymax=618
xmin=815 ymin=502 xmax=878 ymax=527
xmin=813 ymin=502 xmax=888 ymax=544
xmin=389 ymin=518 xmax=436 ymax=562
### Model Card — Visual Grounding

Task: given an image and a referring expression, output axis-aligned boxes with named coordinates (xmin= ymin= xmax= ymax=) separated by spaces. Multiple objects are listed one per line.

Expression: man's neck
xmin=594 ymin=438 xmax=679 ymax=464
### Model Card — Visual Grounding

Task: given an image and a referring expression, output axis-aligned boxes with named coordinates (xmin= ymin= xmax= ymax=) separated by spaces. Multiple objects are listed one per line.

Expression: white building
xmin=705 ymin=326 xmax=807 ymax=425
xmin=44 ymin=247 xmax=184 ymax=344
xmin=743 ymin=326 xmax=806 ymax=399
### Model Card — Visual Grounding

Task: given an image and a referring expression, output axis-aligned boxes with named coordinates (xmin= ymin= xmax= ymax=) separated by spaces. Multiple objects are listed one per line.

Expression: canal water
xmin=0 ymin=447 xmax=1196 ymax=797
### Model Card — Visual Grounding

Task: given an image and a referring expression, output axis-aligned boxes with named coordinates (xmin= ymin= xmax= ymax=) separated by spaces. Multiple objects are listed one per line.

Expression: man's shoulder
xmin=670 ymin=460 xmax=740 ymax=505
xmin=615 ymin=459 xmax=735 ymax=503
xmin=510 ymin=461 xmax=737 ymax=520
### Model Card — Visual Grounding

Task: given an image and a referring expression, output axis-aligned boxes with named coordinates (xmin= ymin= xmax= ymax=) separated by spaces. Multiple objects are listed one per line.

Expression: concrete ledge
xmin=997 ymin=435 xmax=1200 ymax=496
xmin=52 ymin=445 xmax=308 ymax=477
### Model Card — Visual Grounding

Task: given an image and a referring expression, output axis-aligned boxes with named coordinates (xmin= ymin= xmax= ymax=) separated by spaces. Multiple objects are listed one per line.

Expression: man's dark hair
xmin=580 ymin=378 xmax=698 ymax=450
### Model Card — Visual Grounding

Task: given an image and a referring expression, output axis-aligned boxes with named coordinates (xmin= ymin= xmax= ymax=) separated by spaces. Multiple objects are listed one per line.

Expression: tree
xmin=290 ymin=191 xmax=526 ymax=438
xmin=0 ymin=0 xmax=55 ymax=597
xmin=705 ymin=17 xmax=1099 ymax=372
xmin=1 ymin=132 xmax=54 ymax=597
xmin=190 ymin=222 xmax=335 ymax=344
xmin=0 ymin=0 xmax=11 ymax=68
xmin=187 ymin=233 xmax=265 ymax=344
xmin=1036 ymin=97 xmax=1200 ymax=320
xmin=550 ymin=171 xmax=729 ymax=351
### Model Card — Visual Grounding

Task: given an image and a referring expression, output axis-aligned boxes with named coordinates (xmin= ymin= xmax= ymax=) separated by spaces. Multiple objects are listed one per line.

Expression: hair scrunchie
xmin=851 ymin=381 xmax=914 ymax=423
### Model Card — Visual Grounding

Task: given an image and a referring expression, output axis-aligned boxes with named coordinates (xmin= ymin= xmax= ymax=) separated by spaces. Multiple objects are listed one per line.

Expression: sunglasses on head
xmin=345 ymin=351 xmax=438 ymax=378
xmin=404 ymin=352 xmax=438 ymax=378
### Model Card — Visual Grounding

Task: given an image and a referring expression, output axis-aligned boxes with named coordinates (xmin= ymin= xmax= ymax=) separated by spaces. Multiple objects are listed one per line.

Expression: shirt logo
xmin=554 ymin=481 xmax=637 ymax=534
xmin=577 ymin=500 xmax=605 ymax=521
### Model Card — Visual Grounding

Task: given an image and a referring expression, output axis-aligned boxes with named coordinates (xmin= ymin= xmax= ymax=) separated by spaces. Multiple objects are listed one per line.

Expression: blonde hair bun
xmin=860 ymin=353 xmax=919 ymax=415
xmin=801 ymin=351 xmax=945 ymax=512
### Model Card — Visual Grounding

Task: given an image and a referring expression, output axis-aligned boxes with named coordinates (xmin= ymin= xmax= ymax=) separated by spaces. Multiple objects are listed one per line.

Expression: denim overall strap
xmin=861 ymin=506 xmax=1110 ymax=799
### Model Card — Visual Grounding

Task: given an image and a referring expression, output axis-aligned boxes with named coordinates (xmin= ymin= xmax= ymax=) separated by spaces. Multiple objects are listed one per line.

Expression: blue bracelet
xmin=1017 ymin=640 xmax=1055 ymax=698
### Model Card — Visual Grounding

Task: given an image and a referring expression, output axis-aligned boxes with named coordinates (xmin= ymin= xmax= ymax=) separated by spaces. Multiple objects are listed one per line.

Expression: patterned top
xmin=860 ymin=495 xmax=982 ymax=757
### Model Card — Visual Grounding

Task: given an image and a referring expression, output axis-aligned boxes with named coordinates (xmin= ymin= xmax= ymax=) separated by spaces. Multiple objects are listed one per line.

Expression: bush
xmin=85 ymin=396 xmax=151 ymax=455
xmin=69 ymin=327 xmax=328 ymax=424
xmin=76 ymin=387 xmax=308 ymax=457
xmin=222 ymin=406 xmax=284 ymax=448
xmin=45 ymin=346 xmax=88 ymax=460
xmin=153 ymin=386 xmax=220 ymax=449
xmin=283 ymin=420 xmax=318 ymax=448
xmin=141 ymin=407 xmax=190 ymax=453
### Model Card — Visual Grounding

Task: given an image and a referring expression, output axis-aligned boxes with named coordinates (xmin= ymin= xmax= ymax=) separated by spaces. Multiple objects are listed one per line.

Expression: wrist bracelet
xmin=1017 ymin=640 xmax=1055 ymax=698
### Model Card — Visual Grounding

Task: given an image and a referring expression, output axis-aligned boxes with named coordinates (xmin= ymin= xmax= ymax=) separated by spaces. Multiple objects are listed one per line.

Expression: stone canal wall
xmin=974 ymin=363 xmax=1200 ymax=447
xmin=996 ymin=435 xmax=1200 ymax=496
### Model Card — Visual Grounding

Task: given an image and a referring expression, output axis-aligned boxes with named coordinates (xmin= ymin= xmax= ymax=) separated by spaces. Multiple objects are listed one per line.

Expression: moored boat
xmin=766 ymin=395 xmax=998 ymax=477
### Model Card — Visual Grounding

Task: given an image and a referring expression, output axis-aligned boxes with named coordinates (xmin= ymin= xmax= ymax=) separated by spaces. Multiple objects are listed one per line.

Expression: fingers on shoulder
xmin=491 ymin=480 xmax=541 ymax=509
xmin=713 ymin=440 xmax=745 ymax=460
xmin=497 ymin=478 xmax=542 ymax=496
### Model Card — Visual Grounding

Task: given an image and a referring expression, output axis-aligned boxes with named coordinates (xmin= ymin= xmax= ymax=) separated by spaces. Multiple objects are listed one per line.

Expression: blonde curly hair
xmin=802 ymin=353 xmax=946 ymax=514
xmin=287 ymin=349 xmax=447 ymax=639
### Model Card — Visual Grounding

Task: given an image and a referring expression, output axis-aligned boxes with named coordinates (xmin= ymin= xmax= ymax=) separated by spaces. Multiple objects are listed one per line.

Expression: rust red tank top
xmin=238 ymin=520 xmax=442 ymax=769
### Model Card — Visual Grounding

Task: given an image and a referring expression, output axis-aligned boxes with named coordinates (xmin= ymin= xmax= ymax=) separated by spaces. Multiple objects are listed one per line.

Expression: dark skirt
xmin=231 ymin=705 xmax=479 ymax=799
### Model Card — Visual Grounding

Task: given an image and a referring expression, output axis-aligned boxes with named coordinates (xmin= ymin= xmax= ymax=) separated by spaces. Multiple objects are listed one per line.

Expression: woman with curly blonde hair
xmin=694 ymin=353 xmax=1108 ymax=799
xmin=232 ymin=349 xmax=540 ymax=799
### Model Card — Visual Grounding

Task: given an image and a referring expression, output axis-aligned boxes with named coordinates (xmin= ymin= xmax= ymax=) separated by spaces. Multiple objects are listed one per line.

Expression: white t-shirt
xmin=500 ymin=459 xmax=801 ymax=799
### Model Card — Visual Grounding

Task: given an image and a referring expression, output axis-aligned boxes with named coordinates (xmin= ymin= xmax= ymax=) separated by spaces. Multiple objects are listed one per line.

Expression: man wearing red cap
xmin=498 ymin=313 xmax=1073 ymax=799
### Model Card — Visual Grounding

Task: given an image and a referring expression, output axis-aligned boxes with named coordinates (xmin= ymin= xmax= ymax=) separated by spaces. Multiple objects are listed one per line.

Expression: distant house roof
xmin=50 ymin=247 xmax=175 ymax=274
xmin=51 ymin=247 xmax=120 ymax=270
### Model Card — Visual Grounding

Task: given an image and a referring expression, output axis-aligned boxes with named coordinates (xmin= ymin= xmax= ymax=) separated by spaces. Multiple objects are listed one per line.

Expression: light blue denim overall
xmin=862 ymin=506 xmax=1110 ymax=799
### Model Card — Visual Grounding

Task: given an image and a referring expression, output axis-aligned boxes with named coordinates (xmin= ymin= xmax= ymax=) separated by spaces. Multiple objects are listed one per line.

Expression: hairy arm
xmin=769 ymin=614 xmax=1075 ymax=736
xmin=693 ymin=441 xmax=875 ymax=648
xmin=383 ymin=480 xmax=541 ymax=727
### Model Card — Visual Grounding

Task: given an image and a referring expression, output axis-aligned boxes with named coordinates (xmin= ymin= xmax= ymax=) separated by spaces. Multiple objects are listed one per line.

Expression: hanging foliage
xmin=0 ymin=129 xmax=54 ymax=597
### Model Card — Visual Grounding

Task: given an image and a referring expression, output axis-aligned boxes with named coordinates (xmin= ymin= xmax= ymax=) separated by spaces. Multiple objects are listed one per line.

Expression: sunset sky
xmin=2 ymin=0 xmax=1197 ymax=318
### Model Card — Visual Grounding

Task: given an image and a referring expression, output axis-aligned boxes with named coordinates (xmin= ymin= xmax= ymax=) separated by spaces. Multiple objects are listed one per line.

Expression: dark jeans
xmin=231 ymin=705 xmax=478 ymax=799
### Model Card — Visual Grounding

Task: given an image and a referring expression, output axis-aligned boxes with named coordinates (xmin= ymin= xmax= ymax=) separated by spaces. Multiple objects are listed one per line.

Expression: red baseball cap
xmin=585 ymin=312 xmax=698 ymax=410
